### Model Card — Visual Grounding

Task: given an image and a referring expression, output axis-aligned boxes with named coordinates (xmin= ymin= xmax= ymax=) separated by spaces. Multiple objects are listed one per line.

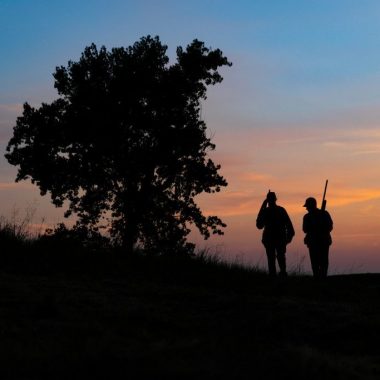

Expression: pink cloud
xmin=0 ymin=182 xmax=34 ymax=190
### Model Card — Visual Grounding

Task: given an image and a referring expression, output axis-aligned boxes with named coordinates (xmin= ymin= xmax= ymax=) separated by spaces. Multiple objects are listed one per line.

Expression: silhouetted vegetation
xmin=0 ymin=218 xmax=379 ymax=379
xmin=0 ymin=246 xmax=379 ymax=378
xmin=5 ymin=36 xmax=232 ymax=255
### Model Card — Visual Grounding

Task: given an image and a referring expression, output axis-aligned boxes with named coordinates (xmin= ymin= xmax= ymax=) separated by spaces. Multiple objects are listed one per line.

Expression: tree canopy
xmin=6 ymin=35 xmax=231 ymax=254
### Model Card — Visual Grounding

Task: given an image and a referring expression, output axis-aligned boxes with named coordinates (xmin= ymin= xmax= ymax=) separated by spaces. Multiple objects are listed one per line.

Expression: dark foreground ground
xmin=0 ymin=251 xmax=379 ymax=379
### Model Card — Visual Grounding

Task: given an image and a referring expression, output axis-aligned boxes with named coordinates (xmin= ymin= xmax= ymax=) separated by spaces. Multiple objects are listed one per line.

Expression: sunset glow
xmin=1 ymin=1 xmax=380 ymax=272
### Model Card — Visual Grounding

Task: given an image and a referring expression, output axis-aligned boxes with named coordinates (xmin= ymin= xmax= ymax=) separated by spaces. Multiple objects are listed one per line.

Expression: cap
xmin=303 ymin=197 xmax=317 ymax=208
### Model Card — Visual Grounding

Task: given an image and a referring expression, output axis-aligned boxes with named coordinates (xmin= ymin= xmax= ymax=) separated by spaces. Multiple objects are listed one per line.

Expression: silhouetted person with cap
xmin=256 ymin=191 xmax=295 ymax=277
xmin=302 ymin=197 xmax=333 ymax=279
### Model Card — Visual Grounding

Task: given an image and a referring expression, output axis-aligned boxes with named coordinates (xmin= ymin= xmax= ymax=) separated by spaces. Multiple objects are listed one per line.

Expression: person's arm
xmin=325 ymin=211 xmax=333 ymax=232
xmin=284 ymin=209 xmax=295 ymax=242
xmin=285 ymin=210 xmax=295 ymax=235
xmin=256 ymin=199 xmax=267 ymax=229
xmin=302 ymin=214 xmax=309 ymax=233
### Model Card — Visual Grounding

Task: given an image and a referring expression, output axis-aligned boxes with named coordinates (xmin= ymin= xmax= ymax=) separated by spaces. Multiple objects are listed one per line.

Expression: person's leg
xmin=264 ymin=244 xmax=277 ymax=276
xmin=308 ymin=246 xmax=319 ymax=278
xmin=319 ymin=245 xmax=330 ymax=278
xmin=276 ymin=244 xmax=287 ymax=276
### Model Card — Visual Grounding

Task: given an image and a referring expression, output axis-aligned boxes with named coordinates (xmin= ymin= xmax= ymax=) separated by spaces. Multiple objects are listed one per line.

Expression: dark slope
xmin=0 ymin=253 xmax=379 ymax=379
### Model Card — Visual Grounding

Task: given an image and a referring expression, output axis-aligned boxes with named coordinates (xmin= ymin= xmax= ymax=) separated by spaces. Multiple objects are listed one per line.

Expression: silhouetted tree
xmin=6 ymin=36 xmax=231 ymax=254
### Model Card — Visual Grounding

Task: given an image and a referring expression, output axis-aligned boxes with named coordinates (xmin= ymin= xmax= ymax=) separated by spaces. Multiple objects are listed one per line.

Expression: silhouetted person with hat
xmin=256 ymin=191 xmax=295 ymax=277
xmin=302 ymin=197 xmax=333 ymax=279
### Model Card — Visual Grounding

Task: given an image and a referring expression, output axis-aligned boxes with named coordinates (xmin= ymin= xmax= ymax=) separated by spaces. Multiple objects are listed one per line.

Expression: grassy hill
xmin=0 ymin=250 xmax=379 ymax=379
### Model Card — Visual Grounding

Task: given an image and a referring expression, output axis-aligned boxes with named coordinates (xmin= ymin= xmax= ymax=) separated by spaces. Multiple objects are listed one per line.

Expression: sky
xmin=1 ymin=0 xmax=380 ymax=273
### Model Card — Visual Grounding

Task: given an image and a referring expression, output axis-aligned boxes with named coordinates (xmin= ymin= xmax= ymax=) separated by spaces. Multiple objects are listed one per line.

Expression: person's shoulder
xmin=276 ymin=205 xmax=288 ymax=213
xmin=276 ymin=205 xmax=291 ymax=218
xmin=322 ymin=209 xmax=332 ymax=219
xmin=303 ymin=212 xmax=310 ymax=219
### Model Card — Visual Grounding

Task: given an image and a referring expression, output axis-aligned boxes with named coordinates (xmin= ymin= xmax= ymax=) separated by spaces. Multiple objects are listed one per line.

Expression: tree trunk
xmin=123 ymin=213 xmax=138 ymax=255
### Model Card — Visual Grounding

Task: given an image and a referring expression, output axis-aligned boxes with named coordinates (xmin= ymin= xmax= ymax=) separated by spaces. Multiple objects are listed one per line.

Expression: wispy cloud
xmin=199 ymin=124 xmax=380 ymax=226
xmin=0 ymin=104 xmax=22 ymax=113
xmin=0 ymin=182 xmax=34 ymax=190
xmin=239 ymin=172 xmax=274 ymax=183
xmin=0 ymin=103 xmax=22 ymax=141
xmin=329 ymin=188 xmax=380 ymax=207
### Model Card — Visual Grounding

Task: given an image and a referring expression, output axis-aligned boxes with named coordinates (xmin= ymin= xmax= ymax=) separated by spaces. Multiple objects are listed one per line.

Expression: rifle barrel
xmin=322 ymin=180 xmax=328 ymax=201
xmin=321 ymin=179 xmax=328 ymax=210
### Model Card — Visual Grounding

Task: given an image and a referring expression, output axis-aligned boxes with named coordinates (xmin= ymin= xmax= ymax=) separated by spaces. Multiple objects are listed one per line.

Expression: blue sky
xmin=2 ymin=1 xmax=380 ymax=117
xmin=2 ymin=1 xmax=380 ymax=272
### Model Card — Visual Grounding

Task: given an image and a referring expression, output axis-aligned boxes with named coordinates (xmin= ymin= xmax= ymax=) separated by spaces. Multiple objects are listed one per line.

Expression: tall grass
xmin=0 ymin=206 xmax=40 ymax=247
xmin=0 ymin=208 xmax=268 ymax=281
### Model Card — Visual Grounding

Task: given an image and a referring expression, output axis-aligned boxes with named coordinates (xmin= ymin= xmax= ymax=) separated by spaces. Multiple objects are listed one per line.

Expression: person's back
xmin=302 ymin=197 xmax=333 ymax=278
xmin=256 ymin=191 xmax=294 ymax=276
xmin=257 ymin=204 xmax=292 ymax=245
xmin=303 ymin=208 xmax=333 ymax=247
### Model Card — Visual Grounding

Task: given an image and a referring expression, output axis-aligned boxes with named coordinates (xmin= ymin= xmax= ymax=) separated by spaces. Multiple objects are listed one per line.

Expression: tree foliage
xmin=6 ymin=36 xmax=231 ymax=254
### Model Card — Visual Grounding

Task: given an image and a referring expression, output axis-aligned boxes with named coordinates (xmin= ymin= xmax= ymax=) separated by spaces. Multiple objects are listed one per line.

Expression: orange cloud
xmin=238 ymin=171 xmax=274 ymax=182
xmin=329 ymin=188 xmax=380 ymax=207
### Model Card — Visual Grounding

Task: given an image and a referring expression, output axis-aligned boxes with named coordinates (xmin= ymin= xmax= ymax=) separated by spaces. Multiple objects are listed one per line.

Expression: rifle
xmin=321 ymin=180 xmax=328 ymax=211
